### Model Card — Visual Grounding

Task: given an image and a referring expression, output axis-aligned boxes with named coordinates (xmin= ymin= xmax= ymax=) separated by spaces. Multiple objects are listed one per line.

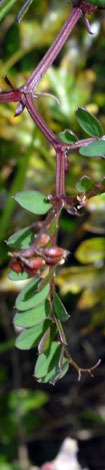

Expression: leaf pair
xmin=59 ymin=106 xmax=105 ymax=158
xmin=35 ymin=341 xmax=69 ymax=385
xmin=14 ymin=279 xmax=51 ymax=351
xmin=76 ymin=108 xmax=105 ymax=157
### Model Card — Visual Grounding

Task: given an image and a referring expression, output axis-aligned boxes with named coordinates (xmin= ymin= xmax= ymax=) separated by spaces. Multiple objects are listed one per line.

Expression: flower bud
xmin=10 ymin=258 xmax=23 ymax=273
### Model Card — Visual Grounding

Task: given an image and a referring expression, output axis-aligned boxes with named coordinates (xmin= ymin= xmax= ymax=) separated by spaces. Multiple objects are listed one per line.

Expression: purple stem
xmin=25 ymin=93 xmax=62 ymax=149
xmin=22 ymin=8 xmax=83 ymax=92
xmin=66 ymin=135 xmax=105 ymax=151
xmin=56 ymin=148 xmax=66 ymax=197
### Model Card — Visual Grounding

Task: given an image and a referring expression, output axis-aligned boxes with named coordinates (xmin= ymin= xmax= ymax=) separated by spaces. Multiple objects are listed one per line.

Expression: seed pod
xmin=39 ymin=234 xmax=50 ymax=248
xmin=23 ymin=256 xmax=45 ymax=273
xmin=44 ymin=247 xmax=68 ymax=266
xmin=10 ymin=258 xmax=23 ymax=273
xmin=45 ymin=255 xmax=62 ymax=265
xmin=44 ymin=247 xmax=65 ymax=258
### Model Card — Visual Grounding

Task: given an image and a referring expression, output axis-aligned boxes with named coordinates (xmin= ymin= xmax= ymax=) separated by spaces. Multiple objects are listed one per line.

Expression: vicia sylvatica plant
xmin=1 ymin=0 xmax=105 ymax=385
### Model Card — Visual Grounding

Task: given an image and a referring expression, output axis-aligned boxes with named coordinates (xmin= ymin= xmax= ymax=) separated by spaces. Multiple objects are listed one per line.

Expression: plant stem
xmin=25 ymin=94 xmax=60 ymax=149
xmin=56 ymin=148 xmax=66 ymax=197
xmin=25 ymin=95 xmax=67 ymax=197
xmin=22 ymin=8 xmax=83 ymax=92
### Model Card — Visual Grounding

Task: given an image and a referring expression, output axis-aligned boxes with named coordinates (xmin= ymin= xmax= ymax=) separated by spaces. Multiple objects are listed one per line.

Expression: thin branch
xmin=21 ymin=8 xmax=83 ymax=93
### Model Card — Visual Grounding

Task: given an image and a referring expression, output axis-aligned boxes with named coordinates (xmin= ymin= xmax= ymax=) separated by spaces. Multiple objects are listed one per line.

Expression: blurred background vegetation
xmin=0 ymin=1 xmax=105 ymax=469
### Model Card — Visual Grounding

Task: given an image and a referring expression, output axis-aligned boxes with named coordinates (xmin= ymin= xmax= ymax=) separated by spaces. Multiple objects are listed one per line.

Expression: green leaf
xmin=59 ymin=129 xmax=78 ymax=144
xmin=79 ymin=140 xmax=105 ymax=157
xmin=14 ymin=300 xmax=50 ymax=328
xmin=0 ymin=0 xmax=17 ymax=22
xmin=55 ymin=318 xmax=67 ymax=345
xmin=14 ymin=191 xmax=51 ymax=215
xmin=76 ymin=176 xmax=93 ymax=192
xmin=7 ymin=227 xmax=34 ymax=250
xmin=35 ymin=341 xmax=61 ymax=378
xmin=8 ymin=270 xmax=32 ymax=281
xmin=16 ymin=279 xmax=49 ymax=311
xmin=38 ymin=323 xmax=57 ymax=354
xmin=38 ymin=327 xmax=51 ymax=354
xmin=38 ymin=361 xmax=69 ymax=384
xmin=75 ymin=107 xmax=103 ymax=137
xmin=53 ymin=292 xmax=69 ymax=321
xmin=75 ymin=237 xmax=105 ymax=264
xmin=16 ymin=320 xmax=51 ymax=350
xmin=86 ymin=193 xmax=105 ymax=212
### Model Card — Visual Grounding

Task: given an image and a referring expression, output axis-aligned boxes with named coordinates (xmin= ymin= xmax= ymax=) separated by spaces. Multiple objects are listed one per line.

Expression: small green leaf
xmin=16 ymin=320 xmax=50 ymax=350
xmin=14 ymin=191 xmax=51 ymax=215
xmin=75 ymin=237 xmax=105 ymax=264
xmin=53 ymin=292 xmax=69 ymax=321
xmin=79 ymin=140 xmax=105 ymax=157
xmin=55 ymin=318 xmax=67 ymax=345
xmin=35 ymin=341 xmax=61 ymax=378
xmin=37 ymin=358 xmax=69 ymax=384
xmin=38 ymin=327 xmax=51 ymax=354
xmin=8 ymin=270 xmax=32 ymax=281
xmin=76 ymin=107 xmax=103 ymax=137
xmin=14 ymin=300 xmax=50 ymax=328
xmin=16 ymin=279 xmax=49 ymax=311
xmin=50 ymin=361 xmax=69 ymax=385
xmin=59 ymin=129 xmax=78 ymax=144
xmin=7 ymin=227 xmax=34 ymax=250
xmin=76 ymin=176 xmax=93 ymax=192
xmin=38 ymin=323 xmax=57 ymax=354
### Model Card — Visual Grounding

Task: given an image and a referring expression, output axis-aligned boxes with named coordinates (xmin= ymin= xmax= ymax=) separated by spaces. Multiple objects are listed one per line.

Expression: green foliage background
xmin=0 ymin=1 xmax=105 ymax=469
